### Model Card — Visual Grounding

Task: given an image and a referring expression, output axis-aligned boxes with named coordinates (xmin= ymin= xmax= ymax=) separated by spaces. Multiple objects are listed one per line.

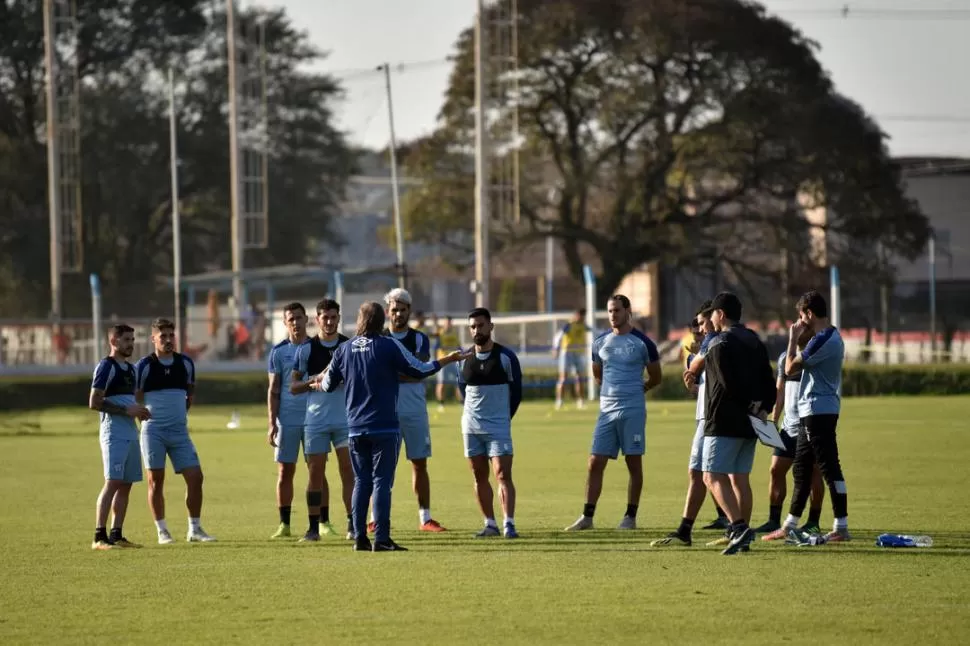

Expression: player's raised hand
xmin=441 ymin=348 xmax=473 ymax=365
xmin=126 ymin=403 xmax=151 ymax=421
xmin=790 ymin=320 xmax=807 ymax=339
xmin=683 ymin=370 xmax=697 ymax=390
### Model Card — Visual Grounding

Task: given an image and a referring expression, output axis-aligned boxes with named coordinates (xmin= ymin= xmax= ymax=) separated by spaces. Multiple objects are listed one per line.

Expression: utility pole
xmin=473 ymin=0 xmax=490 ymax=308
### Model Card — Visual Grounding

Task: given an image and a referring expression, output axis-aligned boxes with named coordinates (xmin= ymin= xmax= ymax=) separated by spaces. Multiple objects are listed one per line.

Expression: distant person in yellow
xmin=554 ymin=309 xmax=589 ymax=410
xmin=681 ymin=319 xmax=703 ymax=368
xmin=434 ymin=316 xmax=463 ymax=411
xmin=413 ymin=311 xmax=431 ymax=337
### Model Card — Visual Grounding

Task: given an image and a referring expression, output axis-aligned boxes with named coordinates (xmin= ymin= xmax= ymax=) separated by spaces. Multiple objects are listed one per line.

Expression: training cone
xmin=226 ymin=410 xmax=241 ymax=430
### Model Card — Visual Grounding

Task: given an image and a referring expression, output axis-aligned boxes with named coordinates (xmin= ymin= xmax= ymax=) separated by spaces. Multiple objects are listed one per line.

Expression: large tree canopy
xmin=401 ymin=0 xmax=929 ymax=309
xmin=0 ymin=0 xmax=352 ymax=317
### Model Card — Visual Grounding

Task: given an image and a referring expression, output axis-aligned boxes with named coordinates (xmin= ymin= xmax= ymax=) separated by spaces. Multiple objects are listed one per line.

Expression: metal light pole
xmin=43 ymin=0 xmax=62 ymax=320
xmin=168 ymin=68 xmax=184 ymax=349
xmin=378 ymin=63 xmax=407 ymax=289
xmin=227 ymin=0 xmax=245 ymax=319
xmin=929 ymin=234 xmax=937 ymax=357
xmin=473 ymin=0 xmax=491 ymax=307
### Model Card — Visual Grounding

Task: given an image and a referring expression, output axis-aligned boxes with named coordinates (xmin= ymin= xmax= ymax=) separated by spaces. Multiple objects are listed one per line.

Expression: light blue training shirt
xmin=796 ymin=326 xmax=844 ymax=418
xmin=591 ymin=329 xmax=660 ymax=413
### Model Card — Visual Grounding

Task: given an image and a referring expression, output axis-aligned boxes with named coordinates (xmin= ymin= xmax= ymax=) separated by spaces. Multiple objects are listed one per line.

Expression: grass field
xmin=2 ymin=397 xmax=969 ymax=645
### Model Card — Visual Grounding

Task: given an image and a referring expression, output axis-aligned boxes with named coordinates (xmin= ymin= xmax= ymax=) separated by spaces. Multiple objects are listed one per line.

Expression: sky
xmin=277 ymin=0 xmax=970 ymax=159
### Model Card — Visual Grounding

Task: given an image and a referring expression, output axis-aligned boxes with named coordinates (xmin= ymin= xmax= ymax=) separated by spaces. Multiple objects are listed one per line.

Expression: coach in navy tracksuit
xmin=322 ymin=302 xmax=468 ymax=552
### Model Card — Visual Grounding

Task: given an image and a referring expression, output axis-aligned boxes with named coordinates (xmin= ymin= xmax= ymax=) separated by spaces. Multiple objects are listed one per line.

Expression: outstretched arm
xmin=507 ymin=352 xmax=523 ymax=419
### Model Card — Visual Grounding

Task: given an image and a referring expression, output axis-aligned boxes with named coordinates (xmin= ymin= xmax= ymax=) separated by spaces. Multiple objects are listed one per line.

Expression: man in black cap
xmin=694 ymin=292 xmax=776 ymax=555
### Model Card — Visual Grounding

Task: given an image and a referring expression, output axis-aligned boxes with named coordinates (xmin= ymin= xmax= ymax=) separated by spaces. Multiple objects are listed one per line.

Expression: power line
xmin=330 ymin=57 xmax=451 ymax=82
xmin=776 ymin=6 xmax=970 ymax=20
xmin=877 ymin=115 xmax=970 ymax=124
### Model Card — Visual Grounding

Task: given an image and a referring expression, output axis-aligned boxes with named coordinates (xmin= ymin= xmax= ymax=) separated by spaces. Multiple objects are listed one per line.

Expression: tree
xmin=402 ymin=0 xmax=930 ymax=307
xmin=0 ymin=0 xmax=352 ymax=317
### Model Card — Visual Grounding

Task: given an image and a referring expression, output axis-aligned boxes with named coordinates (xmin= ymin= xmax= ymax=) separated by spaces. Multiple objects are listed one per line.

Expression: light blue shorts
xmin=101 ymin=435 xmax=142 ymax=483
xmin=275 ymin=424 xmax=305 ymax=464
xmin=591 ymin=407 xmax=646 ymax=459
xmin=463 ymin=432 xmax=513 ymax=459
xmin=688 ymin=419 xmax=705 ymax=472
xmin=304 ymin=425 xmax=349 ymax=456
xmin=399 ymin=413 xmax=432 ymax=460
xmin=141 ymin=427 xmax=200 ymax=473
xmin=436 ymin=363 xmax=458 ymax=385
xmin=702 ymin=436 xmax=757 ymax=474
xmin=559 ymin=352 xmax=585 ymax=376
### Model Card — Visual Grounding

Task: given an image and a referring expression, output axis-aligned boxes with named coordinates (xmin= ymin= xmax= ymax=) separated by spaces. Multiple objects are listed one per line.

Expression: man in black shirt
xmin=701 ymin=293 xmax=776 ymax=555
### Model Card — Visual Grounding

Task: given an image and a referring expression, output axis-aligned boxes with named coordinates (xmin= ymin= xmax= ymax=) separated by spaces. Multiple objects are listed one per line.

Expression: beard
xmin=473 ymin=333 xmax=490 ymax=346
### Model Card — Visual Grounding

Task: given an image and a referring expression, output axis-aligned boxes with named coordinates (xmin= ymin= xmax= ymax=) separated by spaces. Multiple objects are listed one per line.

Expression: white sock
xmin=189 ymin=517 xmax=201 ymax=531
xmin=834 ymin=517 xmax=848 ymax=530
xmin=783 ymin=514 xmax=800 ymax=529
xmin=484 ymin=517 xmax=497 ymax=529
xmin=504 ymin=516 xmax=514 ymax=526
xmin=419 ymin=508 xmax=432 ymax=524
xmin=155 ymin=519 xmax=168 ymax=533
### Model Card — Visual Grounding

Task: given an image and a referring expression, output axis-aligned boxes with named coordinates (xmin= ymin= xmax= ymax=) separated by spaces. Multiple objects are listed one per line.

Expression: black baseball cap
xmin=710 ymin=292 xmax=742 ymax=321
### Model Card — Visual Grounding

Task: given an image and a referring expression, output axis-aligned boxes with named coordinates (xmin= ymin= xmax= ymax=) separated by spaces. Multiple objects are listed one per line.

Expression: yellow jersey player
xmin=434 ymin=316 xmax=463 ymax=411
xmin=554 ymin=309 xmax=589 ymax=410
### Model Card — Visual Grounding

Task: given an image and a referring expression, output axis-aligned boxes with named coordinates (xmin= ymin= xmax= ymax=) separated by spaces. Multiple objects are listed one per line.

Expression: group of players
xmin=88 ymin=284 xmax=847 ymax=555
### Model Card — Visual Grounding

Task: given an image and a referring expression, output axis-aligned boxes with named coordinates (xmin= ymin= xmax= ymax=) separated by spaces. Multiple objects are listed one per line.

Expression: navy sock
xmin=321 ymin=506 xmax=330 ymax=523
xmin=279 ymin=506 xmax=291 ymax=525
xmin=808 ymin=507 xmax=822 ymax=525
xmin=308 ymin=515 xmax=319 ymax=534
xmin=94 ymin=527 xmax=108 ymax=542
xmin=676 ymin=517 xmax=695 ymax=537
xmin=583 ymin=503 xmax=596 ymax=518
xmin=769 ymin=505 xmax=782 ymax=524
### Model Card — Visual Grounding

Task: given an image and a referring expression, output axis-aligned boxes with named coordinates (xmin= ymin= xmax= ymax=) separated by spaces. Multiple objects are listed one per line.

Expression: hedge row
xmin=1 ymin=363 xmax=968 ymax=412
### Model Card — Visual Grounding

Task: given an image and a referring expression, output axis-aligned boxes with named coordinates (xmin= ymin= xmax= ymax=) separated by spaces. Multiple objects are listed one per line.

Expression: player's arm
xmin=399 ymin=334 xmax=430 ymax=383
xmin=506 ymin=351 xmax=523 ymax=419
xmin=591 ymin=341 xmax=603 ymax=385
xmin=184 ymin=356 xmax=196 ymax=411
xmin=320 ymin=347 xmax=344 ymax=393
xmin=552 ymin=326 xmax=566 ymax=356
xmin=290 ymin=345 xmax=316 ymax=394
xmin=791 ymin=331 xmax=838 ymax=375
xmin=456 ymin=360 xmax=467 ymax=400
xmin=771 ymin=375 xmax=785 ymax=424
xmin=390 ymin=337 xmax=448 ymax=380
xmin=88 ymin=387 xmax=131 ymax=416
xmin=684 ymin=354 xmax=705 ymax=389
xmin=643 ymin=339 xmax=662 ymax=392
xmin=134 ymin=358 xmax=146 ymax=404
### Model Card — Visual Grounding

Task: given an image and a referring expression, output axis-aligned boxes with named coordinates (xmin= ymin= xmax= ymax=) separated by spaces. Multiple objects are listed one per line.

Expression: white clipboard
xmin=749 ymin=415 xmax=787 ymax=450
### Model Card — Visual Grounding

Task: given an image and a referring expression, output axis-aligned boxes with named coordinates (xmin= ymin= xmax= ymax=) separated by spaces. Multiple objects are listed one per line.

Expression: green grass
xmin=2 ymin=397 xmax=970 ymax=645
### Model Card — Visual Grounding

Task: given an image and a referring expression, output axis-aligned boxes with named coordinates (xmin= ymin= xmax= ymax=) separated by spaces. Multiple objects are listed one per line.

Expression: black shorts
xmin=772 ymin=431 xmax=798 ymax=460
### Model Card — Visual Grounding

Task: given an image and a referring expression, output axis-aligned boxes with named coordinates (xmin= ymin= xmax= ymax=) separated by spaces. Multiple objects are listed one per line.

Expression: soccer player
xmin=457 ymin=307 xmax=523 ymax=538
xmin=291 ymin=299 xmax=354 ymax=541
xmin=267 ymin=302 xmax=310 ymax=539
xmin=434 ymin=316 xmax=463 ymax=410
xmin=651 ymin=304 xmax=727 ymax=547
xmin=695 ymin=292 xmax=776 ymax=555
xmin=382 ymin=288 xmax=447 ymax=532
xmin=135 ymin=318 xmax=216 ymax=544
xmin=320 ymin=302 xmax=468 ymax=552
xmin=89 ymin=324 xmax=151 ymax=550
xmin=564 ymin=294 xmax=662 ymax=532
xmin=753 ymin=329 xmax=826 ymax=534
xmin=553 ymin=308 xmax=589 ymax=410
xmin=763 ymin=290 xmax=850 ymax=543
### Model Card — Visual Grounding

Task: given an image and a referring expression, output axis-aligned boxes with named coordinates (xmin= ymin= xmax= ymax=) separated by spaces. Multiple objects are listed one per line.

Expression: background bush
xmin=2 ymin=363 xmax=969 ymax=412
